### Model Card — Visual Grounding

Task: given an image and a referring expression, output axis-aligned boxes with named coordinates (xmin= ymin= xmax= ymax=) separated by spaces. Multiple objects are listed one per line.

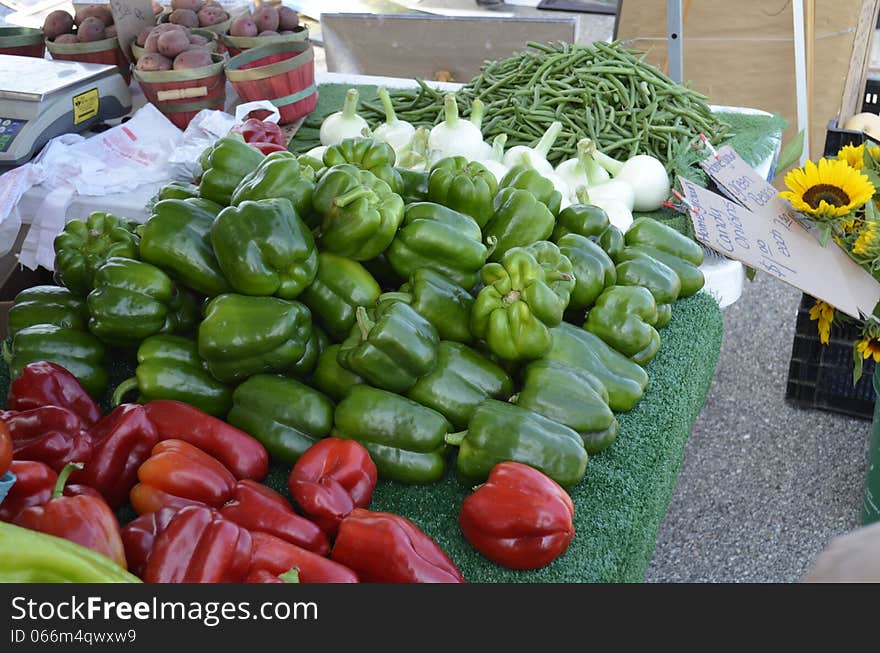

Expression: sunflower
xmin=809 ymin=299 xmax=834 ymax=344
xmin=856 ymin=336 xmax=880 ymax=363
xmin=853 ymin=221 xmax=880 ymax=256
xmin=780 ymin=158 xmax=875 ymax=219
xmin=838 ymin=143 xmax=866 ymax=169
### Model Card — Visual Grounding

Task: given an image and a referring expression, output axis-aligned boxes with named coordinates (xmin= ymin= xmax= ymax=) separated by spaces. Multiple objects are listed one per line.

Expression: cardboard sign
xmin=109 ymin=0 xmax=155 ymax=61
xmin=678 ymin=146 xmax=880 ymax=318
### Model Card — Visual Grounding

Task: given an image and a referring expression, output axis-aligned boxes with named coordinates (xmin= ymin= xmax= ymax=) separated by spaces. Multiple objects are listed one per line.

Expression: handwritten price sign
xmin=109 ymin=0 xmax=155 ymax=61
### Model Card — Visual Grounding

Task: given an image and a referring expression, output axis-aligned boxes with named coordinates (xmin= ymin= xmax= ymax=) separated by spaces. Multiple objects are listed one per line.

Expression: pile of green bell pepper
xmin=231 ymin=150 xmax=315 ymax=219
xmin=427 ymin=156 xmax=498 ymax=227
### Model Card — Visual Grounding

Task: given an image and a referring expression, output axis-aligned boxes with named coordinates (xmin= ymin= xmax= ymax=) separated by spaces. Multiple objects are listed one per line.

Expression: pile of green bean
xmin=361 ymin=40 xmax=730 ymax=168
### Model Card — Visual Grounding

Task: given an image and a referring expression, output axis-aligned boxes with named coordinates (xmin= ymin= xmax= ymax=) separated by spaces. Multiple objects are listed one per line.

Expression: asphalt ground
xmin=645 ymin=273 xmax=872 ymax=583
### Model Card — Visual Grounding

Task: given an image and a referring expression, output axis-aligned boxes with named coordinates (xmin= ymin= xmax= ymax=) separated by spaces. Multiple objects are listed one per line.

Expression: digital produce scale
xmin=0 ymin=55 xmax=132 ymax=168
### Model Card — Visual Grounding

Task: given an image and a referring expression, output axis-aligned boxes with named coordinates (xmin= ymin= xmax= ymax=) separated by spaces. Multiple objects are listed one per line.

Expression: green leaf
xmin=853 ymin=345 xmax=865 ymax=385
xmin=863 ymin=168 xmax=880 ymax=190
xmin=745 ymin=266 xmax=757 ymax=282
xmin=773 ymin=129 xmax=806 ymax=178
xmin=279 ymin=568 xmax=300 ymax=583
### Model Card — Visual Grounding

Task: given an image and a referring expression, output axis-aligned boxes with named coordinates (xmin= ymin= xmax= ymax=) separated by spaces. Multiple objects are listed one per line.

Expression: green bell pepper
xmin=407 ymin=341 xmax=512 ymax=430
xmin=152 ymin=180 xmax=200 ymax=203
xmin=184 ymin=197 xmax=225 ymax=216
xmin=311 ymin=344 xmax=364 ymax=402
xmin=210 ymin=198 xmax=318 ymax=299
xmin=290 ymin=324 xmax=329 ymax=379
xmin=617 ymin=245 xmax=705 ymax=298
xmin=361 ymin=253 xmax=404 ymax=291
xmin=0 ymin=521 xmax=140 ymax=583
xmin=498 ymin=165 xmax=562 ymax=216
xmin=471 ymin=246 xmax=572 ymax=362
xmin=230 ymin=150 xmax=315 ymax=219
xmin=3 ymin=324 xmax=107 ymax=398
xmin=598 ymin=224 xmax=625 ymax=262
xmin=227 ymin=374 xmax=334 ymax=465
xmin=53 ymin=212 xmax=140 ymax=296
xmin=337 ymin=302 xmax=439 ymax=394
xmin=427 ymin=156 xmax=498 ymax=227
xmin=111 ymin=334 xmax=232 ymax=417
xmin=551 ymin=201 xmax=610 ymax=242
xmin=482 ymin=188 xmax=555 ymax=262
xmin=198 ymin=135 xmax=265 ymax=206
xmin=332 ymin=385 xmax=449 ymax=484
xmin=557 ymin=233 xmax=617 ymax=311
xmin=397 ymin=167 xmax=430 ymax=204
xmin=312 ymin=164 xmax=405 ymax=261
xmin=87 ymin=257 xmax=197 ymax=347
xmin=299 ymin=252 xmax=382 ymax=341
xmin=522 ymin=240 xmax=576 ymax=308
xmin=379 ymin=269 xmax=474 ymax=343
xmin=446 ymin=399 xmax=588 ymax=487
xmin=615 ymin=257 xmax=681 ymax=329
xmin=7 ymin=285 xmax=89 ymax=338
xmin=323 ymin=136 xmax=403 ymax=194
xmin=139 ymin=198 xmax=232 ymax=297
xmin=545 ymin=322 xmax=648 ymax=412
xmin=584 ymin=285 xmax=661 ymax=366
xmin=197 ymin=293 xmax=312 ymax=383
xmin=624 ymin=217 xmax=705 ymax=266
xmin=514 ymin=358 xmax=619 ymax=455
xmin=386 ymin=202 xmax=488 ymax=289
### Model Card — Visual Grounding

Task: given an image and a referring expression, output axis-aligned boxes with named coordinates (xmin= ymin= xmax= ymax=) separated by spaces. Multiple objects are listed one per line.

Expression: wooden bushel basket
xmin=0 ymin=27 xmax=45 ymax=58
xmin=46 ymin=36 xmax=132 ymax=84
xmin=225 ymin=40 xmax=317 ymax=125
xmin=222 ymin=25 xmax=308 ymax=57
xmin=134 ymin=53 xmax=226 ymax=130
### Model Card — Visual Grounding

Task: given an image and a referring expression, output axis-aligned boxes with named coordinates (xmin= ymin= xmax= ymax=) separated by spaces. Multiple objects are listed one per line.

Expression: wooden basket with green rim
xmin=225 ymin=40 xmax=317 ymax=125
xmin=131 ymin=28 xmax=220 ymax=61
xmin=0 ymin=27 xmax=45 ymax=58
xmin=46 ymin=36 xmax=131 ymax=84
xmin=222 ymin=25 xmax=308 ymax=57
xmin=134 ymin=52 xmax=226 ymax=129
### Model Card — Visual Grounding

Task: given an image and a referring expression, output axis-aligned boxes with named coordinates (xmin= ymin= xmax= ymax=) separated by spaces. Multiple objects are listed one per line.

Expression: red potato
xmin=173 ymin=48 xmax=212 ymax=69
xmin=136 ymin=26 xmax=154 ymax=47
xmin=76 ymin=16 xmax=106 ymax=42
xmin=157 ymin=30 xmax=191 ymax=58
xmin=42 ymin=10 xmax=75 ymax=40
xmin=278 ymin=7 xmax=299 ymax=31
xmin=229 ymin=16 xmax=258 ymax=37
xmin=136 ymin=52 xmax=173 ymax=71
xmin=197 ymin=6 xmax=227 ymax=27
xmin=169 ymin=9 xmax=200 ymax=28
xmin=171 ymin=0 xmax=204 ymax=12
xmin=188 ymin=33 xmax=209 ymax=45
xmin=252 ymin=6 xmax=279 ymax=33
xmin=154 ymin=23 xmax=189 ymax=33
xmin=74 ymin=4 xmax=113 ymax=27
xmin=53 ymin=33 xmax=79 ymax=44
xmin=104 ymin=24 xmax=116 ymax=38
xmin=143 ymin=29 xmax=161 ymax=53
xmin=258 ymin=30 xmax=279 ymax=36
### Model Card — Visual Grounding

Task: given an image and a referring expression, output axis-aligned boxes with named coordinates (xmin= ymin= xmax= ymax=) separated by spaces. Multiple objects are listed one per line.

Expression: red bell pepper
xmin=142 ymin=505 xmax=252 ymax=583
xmin=120 ymin=507 xmax=179 ymax=579
xmin=287 ymin=437 xmax=378 ymax=538
xmin=247 ymin=532 xmax=358 ymax=584
xmin=129 ymin=439 xmax=236 ymax=515
xmin=331 ymin=508 xmax=465 ymax=583
xmin=8 ymin=361 xmax=102 ymax=426
xmin=0 ymin=406 xmax=91 ymax=473
xmin=13 ymin=462 xmax=127 ymax=568
xmin=249 ymin=142 xmax=288 ymax=156
xmin=143 ymin=400 xmax=268 ymax=481
xmin=231 ymin=117 xmax=285 ymax=147
xmin=0 ymin=416 xmax=11 ymax=478
xmin=458 ymin=461 xmax=575 ymax=570
xmin=70 ymin=404 xmax=159 ymax=508
xmin=0 ymin=459 xmax=103 ymax=522
xmin=219 ymin=479 xmax=329 ymax=556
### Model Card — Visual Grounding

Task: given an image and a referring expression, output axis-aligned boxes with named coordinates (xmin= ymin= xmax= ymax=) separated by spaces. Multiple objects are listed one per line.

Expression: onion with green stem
xmin=589 ymin=140 xmax=671 ymax=212
xmin=502 ymin=120 xmax=562 ymax=177
xmin=372 ymin=86 xmax=416 ymax=156
xmin=428 ymin=94 xmax=487 ymax=163
xmin=320 ymin=88 xmax=371 ymax=147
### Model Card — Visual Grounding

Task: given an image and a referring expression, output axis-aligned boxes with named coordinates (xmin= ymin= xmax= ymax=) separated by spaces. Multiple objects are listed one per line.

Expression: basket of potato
xmin=133 ymin=47 xmax=226 ymax=130
xmin=222 ymin=5 xmax=306 ymax=56
xmin=131 ymin=23 xmax=219 ymax=61
xmin=0 ymin=27 xmax=45 ymax=58
xmin=159 ymin=0 xmax=241 ymax=50
xmin=43 ymin=5 xmax=131 ymax=83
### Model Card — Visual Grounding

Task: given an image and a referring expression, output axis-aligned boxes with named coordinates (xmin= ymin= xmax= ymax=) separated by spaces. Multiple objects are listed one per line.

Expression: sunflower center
xmin=802 ymin=184 xmax=850 ymax=209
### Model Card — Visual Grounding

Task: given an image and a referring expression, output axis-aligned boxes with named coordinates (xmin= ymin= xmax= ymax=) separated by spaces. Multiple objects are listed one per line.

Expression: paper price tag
xmin=109 ymin=0 xmax=155 ymax=61
xmin=678 ymin=146 xmax=880 ymax=318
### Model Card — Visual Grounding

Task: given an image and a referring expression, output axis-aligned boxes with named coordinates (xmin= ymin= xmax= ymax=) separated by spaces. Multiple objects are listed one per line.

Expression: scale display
xmin=0 ymin=118 xmax=26 ymax=153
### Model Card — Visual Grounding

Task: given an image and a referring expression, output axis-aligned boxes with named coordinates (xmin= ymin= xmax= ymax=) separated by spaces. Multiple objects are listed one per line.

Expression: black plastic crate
xmin=785 ymin=294 xmax=876 ymax=420
xmin=823 ymin=78 xmax=880 ymax=155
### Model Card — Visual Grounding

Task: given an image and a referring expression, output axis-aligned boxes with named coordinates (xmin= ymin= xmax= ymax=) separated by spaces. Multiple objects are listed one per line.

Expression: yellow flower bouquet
xmin=779 ymin=142 xmax=880 ymax=381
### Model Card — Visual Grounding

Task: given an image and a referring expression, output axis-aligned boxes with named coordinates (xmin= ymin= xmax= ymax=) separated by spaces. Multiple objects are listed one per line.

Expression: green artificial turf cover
xmin=0 ymin=292 xmax=723 ymax=583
